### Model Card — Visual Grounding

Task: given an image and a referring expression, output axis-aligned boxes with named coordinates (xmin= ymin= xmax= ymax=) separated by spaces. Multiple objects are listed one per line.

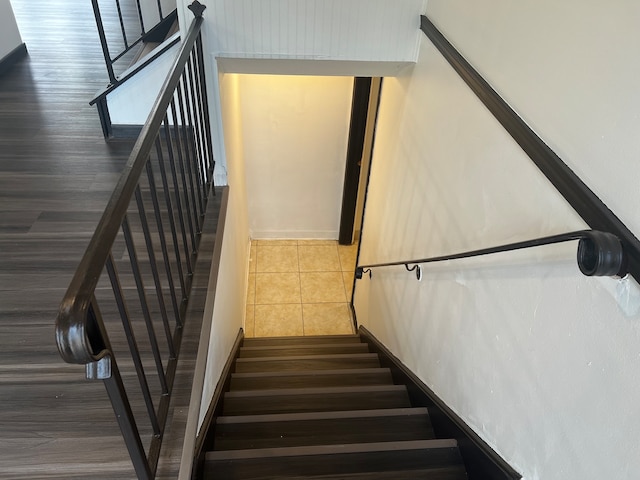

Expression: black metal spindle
xmin=156 ymin=137 xmax=189 ymax=301
xmin=156 ymin=0 xmax=163 ymax=19
xmin=114 ymin=0 xmax=129 ymax=49
xmin=164 ymin=117 xmax=197 ymax=256
xmin=195 ymin=37 xmax=213 ymax=188
xmin=177 ymin=79 xmax=200 ymax=233
xmin=187 ymin=52 xmax=206 ymax=200
xmin=90 ymin=297 xmax=152 ymax=480
xmin=135 ymin=0 xmax=146 ymax=35
xmin=91 ymin=0 xmax=117 ymax=84
xmin=156 ymin=129 xmax=195 ymax=284
xmin=185 ymin=54 xmax=206 ymax=217
xmin=145 ymin=158 xmax=182 ymax=327
xmin=196 ymin=34 xmax=215 ymax=185
xmin=167 ymin=100 xmax=197 ymax=252
xmin=190 ymin=43 xmax=211 ymax=192
xmin=133 ymin=184 xmax=176 ymax=359
xmin=121 ymin=216 xmax=169 ymax=395
xmin=105 ymin=254 xmax=161 ymax=434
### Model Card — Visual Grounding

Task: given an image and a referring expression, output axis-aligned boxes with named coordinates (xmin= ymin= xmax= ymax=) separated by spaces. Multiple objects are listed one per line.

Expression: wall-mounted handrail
xmin=356 ymin=230 xmax=627 ymax=281
xmin=419 ymin=15 xmax=640 ymax=285
xmin=55 ymin=2 xmax=212 ymax=479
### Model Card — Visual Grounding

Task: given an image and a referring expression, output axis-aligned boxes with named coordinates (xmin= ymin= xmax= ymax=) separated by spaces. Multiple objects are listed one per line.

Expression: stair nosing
xmin=224 ymin=384 xmax=406 ymax=398
xmin=231 ymin=367 xmax=390 ymax=379
xmin=235 ymin=353 xmax=378 ymax=363
xmin=206 ymin=439 xmax=458 ymax=461
xmin=216 ymin=407 xmax=429 ymax=424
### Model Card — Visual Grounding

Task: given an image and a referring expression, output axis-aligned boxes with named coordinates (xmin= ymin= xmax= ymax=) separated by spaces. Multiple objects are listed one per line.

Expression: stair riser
xmin=238 ymin=344 xmax=370 ymax=358
xmin=242 ymin=335 xmax=362 ymax=347
xmin=214 ymin=414 xmax=435 ymax=450
xmin=230 ymin=370 xmax=393 ymax=390
xmin=205 ymin=446 xmax=464 ymax=479
xmin=223 ymin=391 xmax=411 ymax=416
xmin=235 ymin=356 xmax=380 ymax=373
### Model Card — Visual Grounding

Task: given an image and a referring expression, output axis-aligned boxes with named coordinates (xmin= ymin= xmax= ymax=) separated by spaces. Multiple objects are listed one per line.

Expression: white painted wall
xmin=355 ymin=7 xmax=640 ymax=480
xmin=205 ymin=0 xmax=424 ymax=64
xmin=239 ymin=74 xmax=353 ymax=239
xmin=198 ymin=72 xmax=249 ymax=428
xmin=0 ymin=0 xmax=23 ymax=61
xmin=107 ymin=41 xmax=179 ymax=125
xmin=139 ymin=0 xmax=175 ymax=31
xmin=426 ymin=0 xmax=640 ymax=239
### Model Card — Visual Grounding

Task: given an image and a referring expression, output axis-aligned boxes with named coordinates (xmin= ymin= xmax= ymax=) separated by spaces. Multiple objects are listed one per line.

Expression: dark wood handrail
xmin=420 ymin=15 xmax=640 ymax=284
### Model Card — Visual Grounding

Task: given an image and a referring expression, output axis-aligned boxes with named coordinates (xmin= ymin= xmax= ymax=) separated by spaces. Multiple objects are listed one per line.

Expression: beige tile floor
xmin=245 ymin=240 xmax=359 ymax=337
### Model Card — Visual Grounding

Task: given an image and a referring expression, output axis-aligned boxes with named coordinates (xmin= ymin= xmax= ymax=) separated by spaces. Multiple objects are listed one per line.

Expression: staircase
xmin=199 ymin=334 xmax=469 ymax=479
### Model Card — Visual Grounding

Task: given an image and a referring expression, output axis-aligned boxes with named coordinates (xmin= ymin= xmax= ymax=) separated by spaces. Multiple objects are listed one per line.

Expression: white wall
xmin=239 ymin=74 xmax=353 ymax=239
xmin=355 ymin=15 xmax=640 ymax=480
xmin=198 ymin=72 xmax=249 ymax=427
xmin=205 ymin=0 xmax=424 ymax=64
xmin=139 ymin=0 xmax=175 ymax=31
xmin=107 ymin=41 xmax=179 ymax=125
xmin=426 ymin=0 xmax=640 ymax=238
xmin=0 ymin=0 xmax=23 ymax=61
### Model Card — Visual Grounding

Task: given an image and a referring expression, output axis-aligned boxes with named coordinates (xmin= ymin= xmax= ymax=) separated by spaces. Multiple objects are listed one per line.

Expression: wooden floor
xmin=0 ymin=1 xmax=207 ymax=478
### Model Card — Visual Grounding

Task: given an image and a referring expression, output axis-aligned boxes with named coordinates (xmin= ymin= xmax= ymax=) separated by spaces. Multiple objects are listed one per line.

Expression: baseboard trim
xmin=0 ymin=43 xmax=27 ymax=77
xmin=358 ymin=325 xmax=521 ymax=480
xmin=175 ymin=186 xmax=230 ymax=480
xmin=192 ymin=328 xmax=245 ymax=478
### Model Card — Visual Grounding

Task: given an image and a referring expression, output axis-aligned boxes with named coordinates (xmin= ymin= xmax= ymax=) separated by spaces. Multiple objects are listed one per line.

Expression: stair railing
xmin=92 ymin=0 xmax=178 ymax=84
xmin=55 ymin=2 xmax=212 ymax=479
xmin=416 ymin=15 xmax=640 ymax=285
xmin=357 ymin=230 xmax=627 ymax=281
xmin=356 ymin=17 xmax=640 ymax=287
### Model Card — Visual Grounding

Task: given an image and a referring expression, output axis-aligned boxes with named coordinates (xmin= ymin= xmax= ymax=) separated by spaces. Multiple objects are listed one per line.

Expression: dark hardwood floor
xmin=0 ymin=1 xmax=197 ymax=478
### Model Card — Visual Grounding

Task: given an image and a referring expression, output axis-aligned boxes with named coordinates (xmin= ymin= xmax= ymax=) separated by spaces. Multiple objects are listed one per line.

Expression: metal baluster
xmin=156 ymin=0 xmax=163 ymax=19
xmin=190 ymin=42 xmax=211 ymax=194
xmin=176 ymin=80 xmax=200 ymax=233
xmin=156 ymin=127 xmax=195 ymax=284
xmin=196 ymin=34 xmax=215 ymax=186
xmin=90 ymin=296 xmax=152 ymax=480
xmin=114 ymin=0 xmax=129 ymax=49
xmin=156 ymin=137 xmax=189 ymax=301
xmin=135 ymin=0 xmax=146 ymax=35
xmin=104 ymin=254 xmax=161 ymax=433
xmin=134 ymin=183 xmax=176 ymax=358
xmin=164 ymin=116 xmax=196 ymax=258
xmin=145 ymin=157 xmax=181 ymax=327
xmin=91 ymin=0 xmax=117 ymax=84
xmin=121 ymin=216 xmax=169 ymax=395
xmin=196 ymin=35 xmax=215 ymax=188
xmin=171 ymin=99 xmax=197 ymax=252
xmin=185 ymin=53 xmax=206 ymax=217
xmin=187 ymin=51 xmax=207 ymax=205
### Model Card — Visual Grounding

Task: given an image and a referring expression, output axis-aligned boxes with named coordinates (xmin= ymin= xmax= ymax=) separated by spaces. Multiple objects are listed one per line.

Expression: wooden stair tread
xmin=238 ymin=343 xmax=369 ymax=358
xmin=204 ymin=439 xmax=464 ymax=479
xmin=214 ymin=407 xmax=435 ymax=450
